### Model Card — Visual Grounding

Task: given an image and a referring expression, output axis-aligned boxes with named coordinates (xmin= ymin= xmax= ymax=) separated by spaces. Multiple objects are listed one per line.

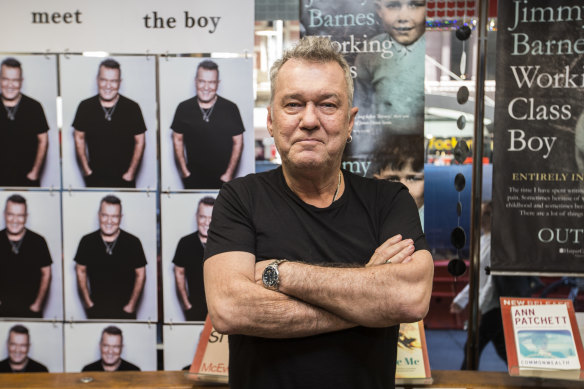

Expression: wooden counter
xmin=0 ymin=370 xmax=582 ymax=388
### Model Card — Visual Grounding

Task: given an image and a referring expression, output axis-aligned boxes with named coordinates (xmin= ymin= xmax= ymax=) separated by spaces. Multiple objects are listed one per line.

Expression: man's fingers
xmin=368 ymin=237 xmax=414 ymax=266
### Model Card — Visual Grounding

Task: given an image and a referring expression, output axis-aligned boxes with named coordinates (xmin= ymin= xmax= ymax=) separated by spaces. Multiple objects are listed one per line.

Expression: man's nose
xmin=300 ymin=102 xmax=319 ymax=130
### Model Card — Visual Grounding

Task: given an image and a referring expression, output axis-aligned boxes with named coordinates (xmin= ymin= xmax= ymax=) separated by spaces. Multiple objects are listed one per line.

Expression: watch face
xmin=263 ymin=266 xmax=278 ymax=287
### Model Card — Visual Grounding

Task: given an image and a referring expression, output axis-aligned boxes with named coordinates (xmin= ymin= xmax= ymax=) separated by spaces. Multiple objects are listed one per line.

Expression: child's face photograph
xmin=376 ymin=0 xmax=426 ymax=46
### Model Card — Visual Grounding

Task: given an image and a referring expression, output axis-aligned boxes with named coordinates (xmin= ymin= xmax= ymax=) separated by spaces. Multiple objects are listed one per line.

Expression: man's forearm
xmin=205 ymin=251 xmax=355 ymax=338
xmin=174 ymin=267 xmax=192 ymax=309
xmin=172 ymin=133 xmax=190 ymax=177
xmin=30 ymin=266 xmax=51 ymax=311
xmin=275 ymin=250 xmax=434 ymax=327
xmin=125 ymin=267 xmax=146 ymax=312
xmin=75 ymin=265 xmax=93 ymax=308
xmin=74 ymin=130 xmax=92 ymax=175
xmin=124 ymin=134 xmax=145 ymax=179
xmin=28 ymin=133 xmax=48 ymax=179
xmin=221 ymin=134 xmax=243 ymax=181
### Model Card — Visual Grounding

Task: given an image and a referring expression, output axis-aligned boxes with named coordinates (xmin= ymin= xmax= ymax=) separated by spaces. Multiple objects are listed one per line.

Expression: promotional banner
xmin=492 ymin=0 xmax=584 ymax=273
xmin=300 ymin=0 xmax=426 ymax=179
xmin=0 ymin=0 xmax=253 ymax=54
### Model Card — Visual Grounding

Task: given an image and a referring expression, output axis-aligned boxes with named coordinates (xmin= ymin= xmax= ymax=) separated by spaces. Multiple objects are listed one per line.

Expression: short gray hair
xmin=269 ymin=36 xmax=354 ymax=108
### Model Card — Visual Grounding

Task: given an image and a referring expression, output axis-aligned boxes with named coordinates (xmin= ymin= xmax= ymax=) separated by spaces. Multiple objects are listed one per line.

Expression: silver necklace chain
xmin=198 ymin=100 xmax=216 ymax=122
xmin=7 ymin=230 xmax=25 ymax=254
xmin=102 ymin=235 xmax=119 ymax=255
xmin=101 ymin=100 xmax=119 ymax=121
xmin=331 ymin=171 xmax=342 ymax=205
xmin=3 ymin=100 xmax=20 ymax=121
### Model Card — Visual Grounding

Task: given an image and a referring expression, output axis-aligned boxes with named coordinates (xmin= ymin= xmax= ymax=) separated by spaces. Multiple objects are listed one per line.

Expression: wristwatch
xmin=262 ymin=259 xmax=287 ymax=291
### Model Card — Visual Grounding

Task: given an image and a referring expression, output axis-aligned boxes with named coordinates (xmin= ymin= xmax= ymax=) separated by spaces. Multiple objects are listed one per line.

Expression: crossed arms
xmin=204 ymin=235 xmax=433 ymax=339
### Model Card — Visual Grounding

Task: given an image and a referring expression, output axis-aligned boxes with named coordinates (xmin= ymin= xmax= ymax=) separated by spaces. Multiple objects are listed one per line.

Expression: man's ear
xmin=266 ymin=106 xmax=274 ymax=137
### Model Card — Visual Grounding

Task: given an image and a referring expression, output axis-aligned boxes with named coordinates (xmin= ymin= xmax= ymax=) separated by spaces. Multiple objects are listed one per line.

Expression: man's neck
xmin=2 ymin=93 xmax=22 ymax=108
xmin=282 ymin=165 xmax=344 ymax=208
xmin=6 ymin=229 xmax=26 ymax=242
xmin=101 ymin=229 xmax=121 ymax=242
xmin=198 ymin=232 xmax=207 ymax=245
xmin=102 ymin=359 xmax=122 ymax=372
xmin=197 ymin=95 xmax=217 ymax=109
xmin=9 ymin=358 xmax=28 ymax=372
xmin=99 ymin=94 xmax=119 ymax=108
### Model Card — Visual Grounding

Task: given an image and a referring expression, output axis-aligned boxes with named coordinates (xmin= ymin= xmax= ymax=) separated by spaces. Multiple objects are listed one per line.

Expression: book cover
xmin=186 ymin=315 xmax=229 ymax=384
xmin=500 ymin=297 xmax=584 ymax=380
xmin=395 ymin=320 xmax=433 ymax=384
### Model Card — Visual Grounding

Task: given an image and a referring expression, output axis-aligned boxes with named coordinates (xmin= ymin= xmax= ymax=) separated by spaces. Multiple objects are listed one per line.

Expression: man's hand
xmin=220 ymin=171 xmax=233 ymax=183
xmin=26 ymin=170 xmax=39 ymax=181
xmin=122 ymin=171 xmax=135 ymax=182
xmin=29 ymin=302 xmax=41 ymax=313
xmin=366 ymin=234 xmax=415 ymax=267
xmin=182 ymin=169 xmax=191 ymax=179
xmin=123 ymin=303 xmax=135 ymax=314
xmin=83 ymin=168 xmax=93 ymax=177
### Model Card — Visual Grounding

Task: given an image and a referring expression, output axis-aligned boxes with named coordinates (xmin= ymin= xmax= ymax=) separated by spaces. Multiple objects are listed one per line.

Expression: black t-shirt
xmin=0 ymin=357 xmax=49 ymax=373
xmin=0 ymin=94 xmax=49 ymax=186
xmin=0 ymin=229 xmax=52 ymax=318
xmin=73 ymin=230 xmax=147 ymax=312
xmin=72 ymin=95 xmax=147 ymax=179
xmin=81 ymin=359 xmax=140 ymax=372
xmin=205 ymin=167 xmax=427 ymax=389
xmin=172 ymin=231 xmax=207 ymax=321
xmin=171 ymin=95 xmax=244 ymax=188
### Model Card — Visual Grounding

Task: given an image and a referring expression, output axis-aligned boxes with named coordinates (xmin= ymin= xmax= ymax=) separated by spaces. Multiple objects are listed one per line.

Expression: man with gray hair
xmin=0 ymin=325 xmax=48 ymax=372
xmin=171 ymin=59 xmax=244 ymax=189
xmin=0 ymin=194 xmax=52 ymax=318
xmin=173 ymin=196 xmax=215 ymax=321
xmin=82 ymin=326 xmax=140 ymax=372
xmin=74 ymin=195 xmax=147 ymax=319
xmin=73 ymin=58 xmax=147 ymax=188
xmin=204 ymin=36 xmax=433 ymax=389
xmin=0 ymin=57 xmax=50 ymax=187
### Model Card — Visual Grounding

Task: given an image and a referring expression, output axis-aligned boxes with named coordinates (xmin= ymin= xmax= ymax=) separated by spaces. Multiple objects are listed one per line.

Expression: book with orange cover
xmin=500 ymin=297 xmax=584 ymax=380
xmin=186 ymin=315 xmax=229 ymax=384
xmin=395 ymin=320 xmax=433 ymax=384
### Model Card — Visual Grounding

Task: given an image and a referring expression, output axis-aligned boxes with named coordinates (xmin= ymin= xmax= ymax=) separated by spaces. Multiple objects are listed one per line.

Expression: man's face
xmin=196 ymin=203 xmax=213 ymax=238
xmin=0 ymin=65 xmax=23 ymax=102
xmin=267 ymin=59 xmax=358 ymax=171
xmin=99 ymin=202 xmax=122 ymax=237
xmin=8 ymin=332 xmax=29 ymax=365
xmin=376 ymin=0 xmax=426 ymax=46
xmin=195 ymin=68 xmax=219 ymax=104
xmin=4 ymin=201 xmax=27 ymax=236
xmin=100 ymin=333 xmax=123 ymax=367
xmin=97 ymin=66 xmax=121 ymax=102
xmin=373 ymin=161 xmax=424 ymax=209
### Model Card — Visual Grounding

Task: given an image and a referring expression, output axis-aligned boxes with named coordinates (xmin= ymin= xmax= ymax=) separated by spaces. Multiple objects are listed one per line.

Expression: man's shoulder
xmin=0 ymin=358 xmax=10 ymax=372
xmin=119 ymin=359 xmax=141 ymax=371
xmin=117 ymin=94 xmax=141 ymax=109
xmin=178 ymin=231 xmax=199 ymax=244
xmin=345 ymin=170 xmax=406 ymax=198
xmin=175 ymin=96 xmax=197 ymax=110
xmin=25 ymin=358 xmax=48 ymax=372
xmin=216 ymin=95 xmax=237 ymax=107
xmin=119 ymin=229 xmax=142 ymax=243
xmin=23 ymin=228 xmax=48 ymax=243
xmin=81 ymin=360 xmax=103 ymax=372
xmin=77 ymin=95 xmax=99 ymax=108
xmin=79 ymin=230 xmax=101 ymax=243
xmin=19 ymin=93 xmax=43 ymax=108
